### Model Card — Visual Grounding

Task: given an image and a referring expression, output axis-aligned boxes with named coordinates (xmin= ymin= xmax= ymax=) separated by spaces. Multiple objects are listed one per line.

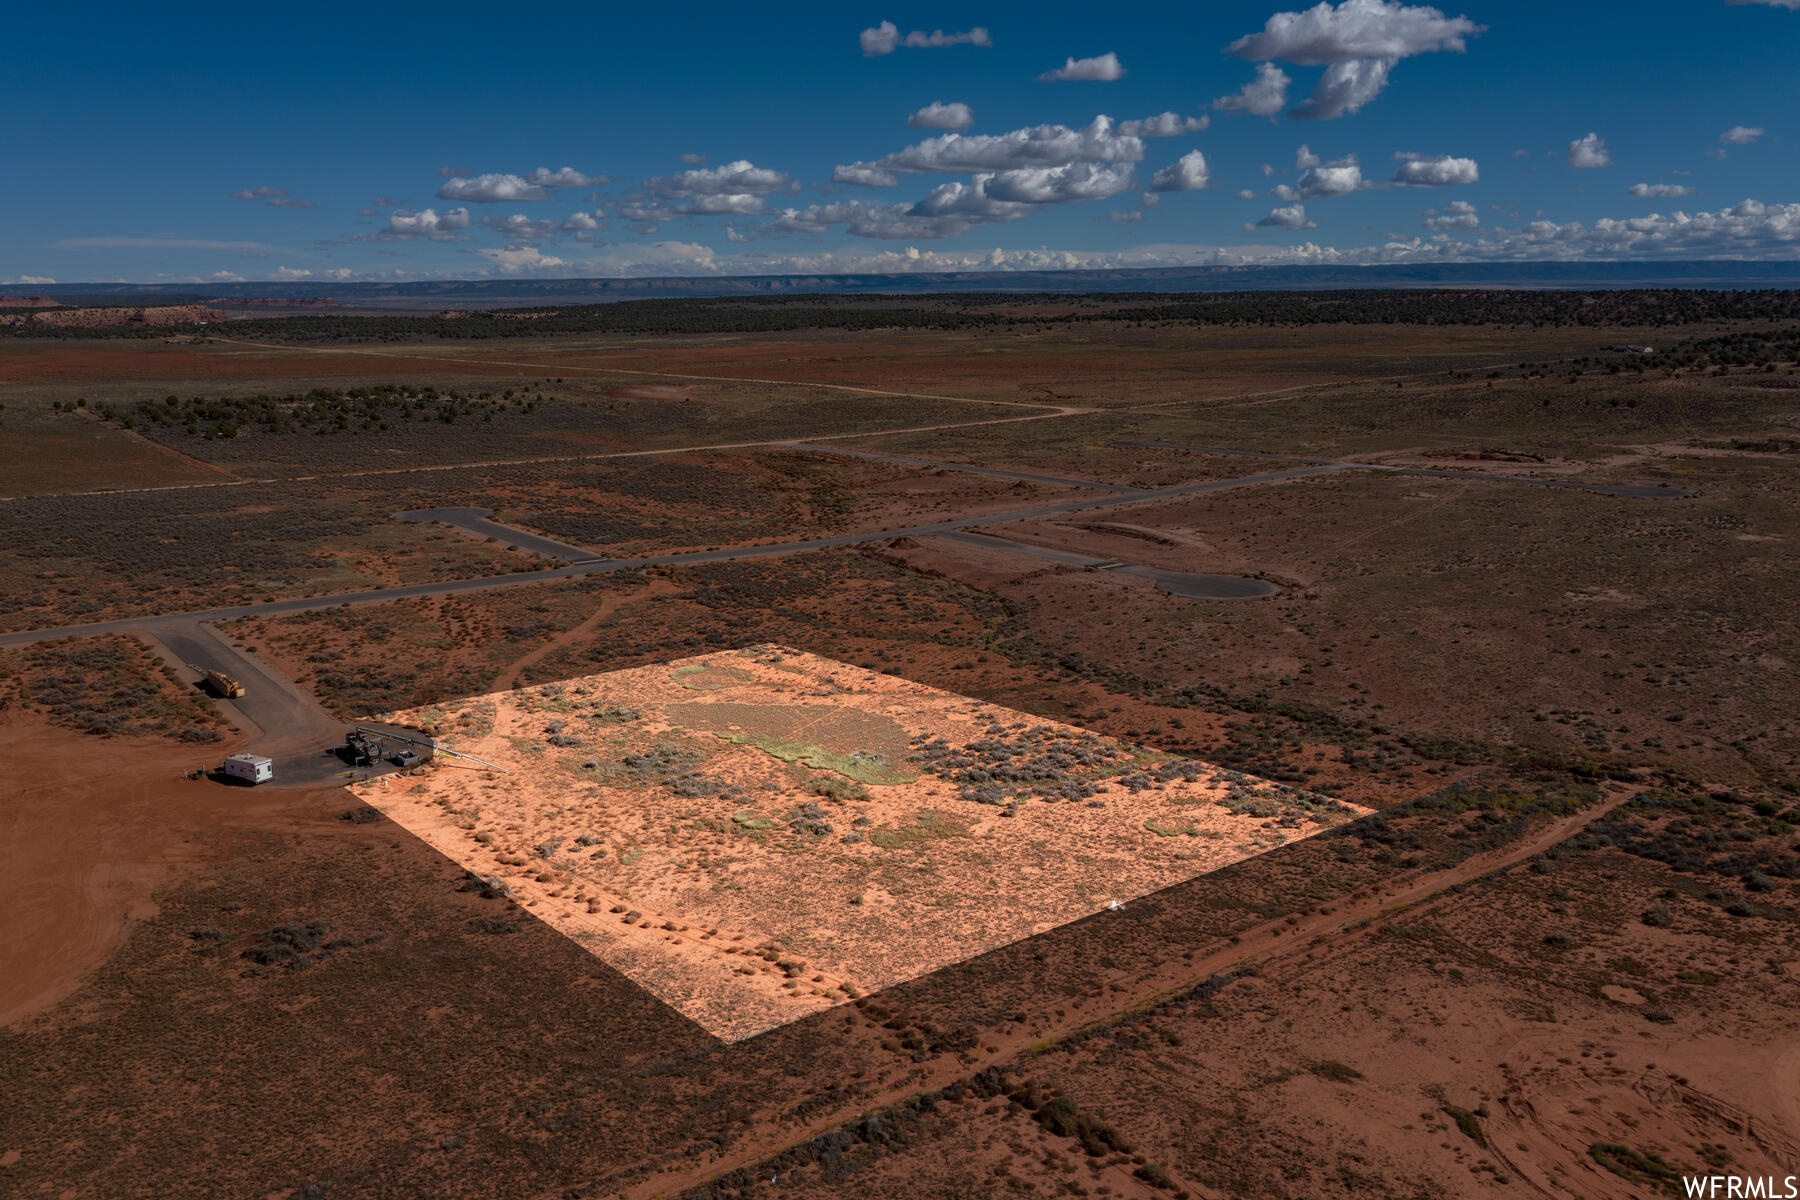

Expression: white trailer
xmin=222 ymin=753 xmax=274 ymax=785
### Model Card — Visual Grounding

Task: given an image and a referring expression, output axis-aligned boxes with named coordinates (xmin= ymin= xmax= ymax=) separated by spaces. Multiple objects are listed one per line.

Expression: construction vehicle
xmin=352 ymin=725 xmax=506 ymax=773
xmin=337 ymin=725 xmax=504 ymax=774
xmin=203 ymin=669 xmax=246 ymax=699
xmin=341 ymin=728 xmax=382 ymax=767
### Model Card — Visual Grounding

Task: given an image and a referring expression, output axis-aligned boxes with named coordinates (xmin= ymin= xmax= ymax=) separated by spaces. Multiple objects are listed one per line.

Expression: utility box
xmin=222 ymin=753 xmax=274 ymax=785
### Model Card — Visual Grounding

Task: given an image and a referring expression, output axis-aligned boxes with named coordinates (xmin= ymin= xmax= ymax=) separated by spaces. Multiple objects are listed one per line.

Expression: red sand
xmin=356 ymin=647 xmax=1366 ymax=1039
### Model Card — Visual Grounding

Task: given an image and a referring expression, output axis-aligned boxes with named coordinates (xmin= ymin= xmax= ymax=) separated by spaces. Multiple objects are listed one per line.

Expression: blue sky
xmin=4 ymin=0 xmax=1796 ymax=284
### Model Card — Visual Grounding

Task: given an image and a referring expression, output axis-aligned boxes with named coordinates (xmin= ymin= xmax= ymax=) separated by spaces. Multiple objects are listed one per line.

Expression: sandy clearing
xmin=0 ymin=717 xmax=347 ymax=1028
xmin=355 ymin=648 xmax=1366 ymax=1040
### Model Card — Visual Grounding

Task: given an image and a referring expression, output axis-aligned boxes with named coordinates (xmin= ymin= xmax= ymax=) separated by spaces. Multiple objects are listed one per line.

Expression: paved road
xmin=137 ymin=618 xmax=438 ymax=787
xmin=786 ymin=442 xmax=1148 ymax=496
xmin=1110 ymin=439 xmax=1693 ymax=499
xmin=395 ymin=507 xmax=604 ymax=562
xmin=138 ymin=618 xmax=352 ymax=786
xmin=0 ymin=463 xmax=1339 ymax=651
xmin=938 ymin=531 xmax=1279 ymax=599
xmin=0 ymin=454 xmax=1333 ymax=773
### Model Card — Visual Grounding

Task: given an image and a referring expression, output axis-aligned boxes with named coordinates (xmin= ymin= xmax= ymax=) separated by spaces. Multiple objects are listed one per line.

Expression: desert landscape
xmin=1 ymin=289 xmax=1796 ymax=1200
xmin=357 ymin=647 xmax=1362 ymax=1038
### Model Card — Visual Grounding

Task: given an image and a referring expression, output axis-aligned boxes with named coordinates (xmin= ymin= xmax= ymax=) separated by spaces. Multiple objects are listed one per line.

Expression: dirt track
xmin=488 ymin=576 xmax=681 ymax=690
xmin=1110 ymin=438 xmax=1694 ymax=499
xmin=579 ymin=789 xmax=1639 ymax=1200
xmin=936 ymin=529 xmax=1280 ymax=599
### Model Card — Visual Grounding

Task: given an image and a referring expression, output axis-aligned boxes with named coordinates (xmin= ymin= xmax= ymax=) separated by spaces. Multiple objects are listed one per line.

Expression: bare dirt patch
xmin=355 ymin=647 xmax=1365 ymax=1039
xmin=0 ymin=404 xmax=231 ymax=497
xmin=0 ymin=715 xmax=343 ymax=1027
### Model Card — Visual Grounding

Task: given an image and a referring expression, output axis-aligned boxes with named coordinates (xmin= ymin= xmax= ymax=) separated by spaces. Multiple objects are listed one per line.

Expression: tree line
xmin=10 ymin=288 xmax=1799 ymax=343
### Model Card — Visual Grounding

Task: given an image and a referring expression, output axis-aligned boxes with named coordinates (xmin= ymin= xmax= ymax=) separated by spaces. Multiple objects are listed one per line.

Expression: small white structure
xmin=222 ymin=753 xmax=274 ymax=785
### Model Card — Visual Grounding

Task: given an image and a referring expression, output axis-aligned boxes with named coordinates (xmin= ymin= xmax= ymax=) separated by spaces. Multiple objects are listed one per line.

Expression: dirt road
xmin=786 ymin=440 xmax=1149 ymax=495
xmin=1110 ymin=438 xmax=1694 ymax=499
xmin=598 ymin=790 xmax=1638 ymax=1200
xmin=936 ymin=529 xmax=1280 ymax=599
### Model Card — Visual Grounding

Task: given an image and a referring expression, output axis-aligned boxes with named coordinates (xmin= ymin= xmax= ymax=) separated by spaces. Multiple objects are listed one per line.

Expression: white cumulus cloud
xmin=1392 ymin=152 xmax=1479 ymax=186
xmin=1568 ymin=133 xmax=1612 ymax=168
xmin=766 ymin=200 xmax=892 ymax=235
xmin=1720 ymin=125 xmax=1765 ymax=145
xmin=860 ymin=21 xmax=992 ymax=56
xmin=769 ymin=162 xmax=1138 ymax=241
xmin=1422 ymin=199 xmax=1479 ymax=230
xmin=1253 ymin=204 xmax=1316 ymax=229
xmin=617 ymin=194 xmax=769 ymax=222
xmin=1295 ymin=147 xmax=1364 ymax=195
xmin=1038 ymin=52 xmax=1125 ymax=81
xmin=437 ymin=174 xmax=549 ymax=203
xmin=1117 ymin=112 xmax=1210 ymax=137
xmin=832 ymin=164 xmax=902 ymax=187
xmin=682 ymin=194 xmax=769 ymax=215
xmin=1150 ymin=150 xmax=1210 ymax=192
xmin=382 ymin=207 xmax=473 ymax=239
xmin=842 ymin=116 xmax=1144 ymax=177
xmin=909 ymin=101 xmax=975 ymax=131
xmin=1461 ymin=198 xmax=1800 ymax=260
xmin=1227 ymin=0 xmax=1483 ymax=121
xmin=476 ymin=245 xmax=567 ymax=274
xmin=480 ymin=213 xmax=559 ymax=240
xmin=1629 ymin=182 xmax=1696 ymax=198
xmin=524 ymin=166 xmax=607 ymax=188
xmin=1292 ymin=56 xmax=1394 ymax=119
xmin=1229 ymin=0 xmax=1483 ymax=62
xmin=982 ymin=162 xmax=1138 ymax=204
xmin=1213 ymin=63 xmax=1291 ymax=117
xmin=644 ymin=160 xmax=796 ymax=196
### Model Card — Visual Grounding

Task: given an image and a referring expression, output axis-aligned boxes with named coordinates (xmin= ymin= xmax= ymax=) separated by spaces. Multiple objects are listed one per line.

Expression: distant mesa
xmin=2 ymin=304 xmax=231 ymax=329
xmin=228 ymin=296 xmax=336 ymax=308
xmin=0 ymin=295 xmax=62 ymax=308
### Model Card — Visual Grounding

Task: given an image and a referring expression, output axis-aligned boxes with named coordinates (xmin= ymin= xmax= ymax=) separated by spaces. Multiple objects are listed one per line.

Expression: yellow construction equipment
xmin=203 ymin=669 xmax=246 ymax=698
